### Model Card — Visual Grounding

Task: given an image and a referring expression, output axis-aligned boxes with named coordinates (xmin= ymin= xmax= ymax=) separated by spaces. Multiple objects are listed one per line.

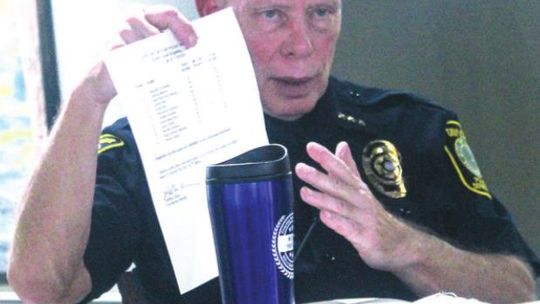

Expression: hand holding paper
xmin=105 ymin=8 xmax=268 ymax=293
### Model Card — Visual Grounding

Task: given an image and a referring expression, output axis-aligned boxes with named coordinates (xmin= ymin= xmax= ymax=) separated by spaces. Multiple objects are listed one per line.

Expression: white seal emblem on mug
xmin=272 ymin=213 xmax=294 ymax=279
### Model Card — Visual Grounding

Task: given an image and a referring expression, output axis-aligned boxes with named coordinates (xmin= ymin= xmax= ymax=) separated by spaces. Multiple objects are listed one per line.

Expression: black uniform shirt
xmin=82 ymin=76 xmax=540 ymax=303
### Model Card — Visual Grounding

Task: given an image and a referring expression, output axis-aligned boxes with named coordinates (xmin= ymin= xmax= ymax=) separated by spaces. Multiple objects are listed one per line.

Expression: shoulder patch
xmin=444 ymin=120 xmax=492 ymax=199
xmin=98 ymin=133 xmax=125 ymax=154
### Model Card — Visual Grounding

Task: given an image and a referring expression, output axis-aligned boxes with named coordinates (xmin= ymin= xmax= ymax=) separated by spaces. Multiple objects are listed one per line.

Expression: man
xmin=8 ymin=0 xmax=539 ymax=303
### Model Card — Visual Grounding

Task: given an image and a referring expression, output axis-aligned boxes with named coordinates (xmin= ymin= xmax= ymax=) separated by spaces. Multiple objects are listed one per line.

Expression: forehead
xmin=226 ymin=0 xmax=341 ymax=9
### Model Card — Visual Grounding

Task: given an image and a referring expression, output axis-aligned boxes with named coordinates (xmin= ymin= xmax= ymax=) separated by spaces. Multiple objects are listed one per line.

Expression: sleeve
xmin=438 ymin=116 xmax=540 ymax=277
xmin=80 ymin=131 xmax=142 ymax=302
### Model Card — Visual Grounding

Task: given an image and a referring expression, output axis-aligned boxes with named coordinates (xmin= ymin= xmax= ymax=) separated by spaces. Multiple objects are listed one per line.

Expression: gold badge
xmin=98 ymin=133 xmax=124 ymax=154
xmin=362 ymin=140 xmax=407 ymax=198
xmin=444 ymin=120 xmax=492 ymax=199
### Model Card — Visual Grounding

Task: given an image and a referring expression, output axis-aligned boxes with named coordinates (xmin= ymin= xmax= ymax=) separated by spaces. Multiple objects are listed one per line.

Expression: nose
xmin=281 ymin=19 xmax=313 ymax=58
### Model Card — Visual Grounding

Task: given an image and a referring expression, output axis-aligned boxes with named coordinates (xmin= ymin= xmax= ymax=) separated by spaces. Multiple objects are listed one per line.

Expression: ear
xmin=196 ymin=0 xmax=222 ymax=16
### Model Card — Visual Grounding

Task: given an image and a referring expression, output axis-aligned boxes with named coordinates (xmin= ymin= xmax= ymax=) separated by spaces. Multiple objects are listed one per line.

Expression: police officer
xmin=8 ymin=0 xmax=539 ymax=303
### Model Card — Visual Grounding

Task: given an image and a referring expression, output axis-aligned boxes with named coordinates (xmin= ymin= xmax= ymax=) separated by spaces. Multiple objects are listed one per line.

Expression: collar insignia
xmin=361 ymin=140 xmax=407 ymax=199
xmin=337 ymin=112 xmax=366 ymax=127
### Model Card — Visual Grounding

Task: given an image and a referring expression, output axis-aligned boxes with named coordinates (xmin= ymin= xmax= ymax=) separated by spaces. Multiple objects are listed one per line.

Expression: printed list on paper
xmin=105 ymin=8 xmax=268 ymax=293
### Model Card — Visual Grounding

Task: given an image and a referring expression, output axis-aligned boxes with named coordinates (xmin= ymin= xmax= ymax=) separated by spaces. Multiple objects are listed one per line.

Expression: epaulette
xmin=331 ymin=77 xmax=446 ymax=109
xmin=329 ymin=77 xmax=451 ymax=133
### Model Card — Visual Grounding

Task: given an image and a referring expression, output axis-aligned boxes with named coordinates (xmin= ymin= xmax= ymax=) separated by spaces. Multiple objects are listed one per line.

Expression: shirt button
xmin=399 ymin=208 xmax=412 ymax=215
xmin=324 ymin=252 xmax=336 ymax=262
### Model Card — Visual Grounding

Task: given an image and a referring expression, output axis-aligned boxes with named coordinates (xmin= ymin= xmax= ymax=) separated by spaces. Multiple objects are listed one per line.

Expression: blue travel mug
xmin=206 ymin=144 xmax=295 ymax=304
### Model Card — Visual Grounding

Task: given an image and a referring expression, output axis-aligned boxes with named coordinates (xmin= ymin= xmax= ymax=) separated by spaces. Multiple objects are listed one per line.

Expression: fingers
xmin=144 ymin=5 xmax=198 ymax=47
xmin=296 ymin=162 xmax=362 ymax=207
xmin=299 ymin=186 xmax=358 ymax=219
xmin=305 ymin=142 xmax=355 ymax=186
xmin=298 ymin=142 xmax=366 ymax=193
xmin=295 ymin=141 xmax=376 ymax=216
xmin=335 ymin=141 xmax=360 ymax=178
xmin=122 ymin=11 xmax=161 ymax=43
xmin=115 ymin=5 xmax=197 ymax=48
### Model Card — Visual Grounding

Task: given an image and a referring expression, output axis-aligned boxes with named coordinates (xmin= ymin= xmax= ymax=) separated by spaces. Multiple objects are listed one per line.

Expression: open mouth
xmin=270 ymin=75 xmax=319 ymax=99
xmin=276 ymin=77 xmax=314 ymax=85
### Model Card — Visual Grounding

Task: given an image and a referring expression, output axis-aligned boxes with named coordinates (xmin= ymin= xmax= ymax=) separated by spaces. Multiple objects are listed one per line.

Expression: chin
xmin=263 ymin=97 xmax=318 ymax=121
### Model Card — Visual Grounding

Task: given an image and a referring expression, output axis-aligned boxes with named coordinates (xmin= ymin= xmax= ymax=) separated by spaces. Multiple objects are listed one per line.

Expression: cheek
xmin=245 ymin=37 xmax=276 ymax=70
xmin=317 ymin=35 xmax=339 ymax=65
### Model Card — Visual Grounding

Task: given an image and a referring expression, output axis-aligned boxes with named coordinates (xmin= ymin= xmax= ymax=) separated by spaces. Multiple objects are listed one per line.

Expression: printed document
xmin=105 ymin=8 xmax=268 ymax=293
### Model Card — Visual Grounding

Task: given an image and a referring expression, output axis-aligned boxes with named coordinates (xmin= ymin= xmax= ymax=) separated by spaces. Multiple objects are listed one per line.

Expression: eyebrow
xmin=248 ymin=1 xmax=292 ymax=11
xmin=307 ymin=0 xmax=341 ymax=8
xmin=248 ymin=0 xmax=340 ymax=12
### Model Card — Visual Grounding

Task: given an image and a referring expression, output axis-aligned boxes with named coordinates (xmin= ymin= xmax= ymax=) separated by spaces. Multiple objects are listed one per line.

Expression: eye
xmin=310 ymin=5 xmax=337 ymax=20
xmin=262 ymin=9 xmax=279 ymax=19
xmin=309 ymin=5 xmax=338 ymax=30
xmin=251 ymin=7 xmax=286 ymax=32
xmin=314 ymin=7 xmax=330 ymax=17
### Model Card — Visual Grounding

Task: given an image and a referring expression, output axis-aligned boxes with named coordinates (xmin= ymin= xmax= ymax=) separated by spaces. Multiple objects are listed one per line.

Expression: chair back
xmin=117 ymin=271 xmax=151 ymax=304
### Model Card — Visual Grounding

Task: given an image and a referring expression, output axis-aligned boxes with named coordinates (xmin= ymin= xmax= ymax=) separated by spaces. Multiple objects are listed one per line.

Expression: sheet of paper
xmin=305 ymin=293 xmax=491 ymax=304
xmin=105 ymin=8 xmax=268 ymax=293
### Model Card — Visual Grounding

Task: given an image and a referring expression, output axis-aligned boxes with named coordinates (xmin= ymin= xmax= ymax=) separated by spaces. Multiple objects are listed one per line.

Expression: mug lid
xmin=206 ymin=144 xmax=290 ymax=183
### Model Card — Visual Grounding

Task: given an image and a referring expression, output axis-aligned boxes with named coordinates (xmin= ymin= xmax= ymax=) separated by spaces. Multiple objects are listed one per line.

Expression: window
xmin=0 ymin=0 xmax=47 ymax=278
